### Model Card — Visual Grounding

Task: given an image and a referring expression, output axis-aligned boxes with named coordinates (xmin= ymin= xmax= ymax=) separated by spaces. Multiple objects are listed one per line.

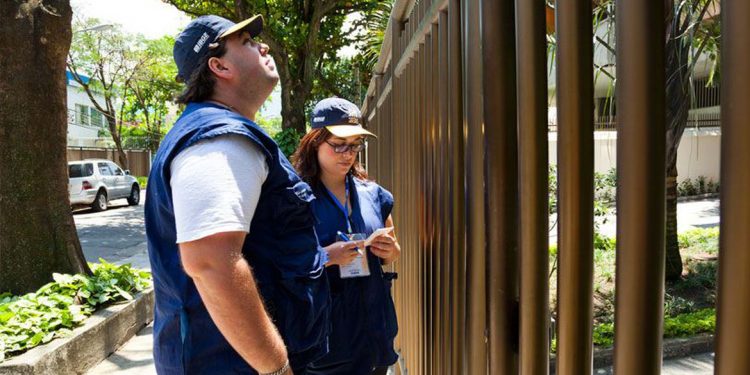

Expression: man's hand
xmin=180 ymin=231 xmax=289 ymax=373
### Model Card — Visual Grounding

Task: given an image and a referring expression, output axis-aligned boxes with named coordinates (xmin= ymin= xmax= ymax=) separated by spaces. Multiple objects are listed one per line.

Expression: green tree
xmin=67 ymin=19 xmax=148 ymax=168
xmin=121 ymin=36 xmax=182 ymax=154
xmin=0 ymin=0 xmax=91 ymax=294
xmin=311 ymin=1 xmax=392 ymax=106
xmin=549 ymin=0 xmax=720 ymax=280
xmin=662 ymin=0 xmax=719 ymax=280
xmin=164 ymin=0 xmax=390 ymax=134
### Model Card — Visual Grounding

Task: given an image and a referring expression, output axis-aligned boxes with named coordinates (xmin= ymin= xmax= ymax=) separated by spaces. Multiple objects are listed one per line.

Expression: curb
xmin=550 ymin=333 xmax=714 ymax=372
xmin=677 ymin=193 xmax=719 ymax=203
xmin=0 ymin=289 xmax=154 ymax=375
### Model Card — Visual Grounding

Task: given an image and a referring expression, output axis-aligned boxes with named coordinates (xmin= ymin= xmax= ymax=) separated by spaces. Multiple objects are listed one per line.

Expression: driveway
xmin=73 ymin=190 xmax=150 ymax=270
xmin=550 ymin=198 xmax=720 ymax=243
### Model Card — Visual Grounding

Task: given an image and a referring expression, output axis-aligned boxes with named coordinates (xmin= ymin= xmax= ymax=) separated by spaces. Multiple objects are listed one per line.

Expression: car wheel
xmin=127 ymin=184 xmax=140 ymax=206
xmin=91 ymin=190 xmax=108 ymax=212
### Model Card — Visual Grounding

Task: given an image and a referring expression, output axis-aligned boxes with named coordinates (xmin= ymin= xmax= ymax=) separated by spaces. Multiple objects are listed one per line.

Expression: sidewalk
xmin=87 ymin=199 xmax=721 ymax=374
xmin=86 ymin=324 xmax=156 ymax=375
xmin=87 ymin=326 xmax=714 ymax=375
xmin=594 ymin=353 xmax=714 ymax=374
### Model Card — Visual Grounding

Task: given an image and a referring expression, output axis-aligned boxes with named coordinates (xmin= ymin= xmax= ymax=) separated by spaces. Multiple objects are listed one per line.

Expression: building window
xmin=76 ymin=104 xmax=89 ymax=125
xmin=90 ymin=107 xmax=104 ymax=127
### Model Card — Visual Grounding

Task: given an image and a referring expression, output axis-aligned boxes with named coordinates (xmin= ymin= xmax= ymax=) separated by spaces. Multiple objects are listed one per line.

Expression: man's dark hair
xmin=176 ymin=41 xmax=228 ymax=104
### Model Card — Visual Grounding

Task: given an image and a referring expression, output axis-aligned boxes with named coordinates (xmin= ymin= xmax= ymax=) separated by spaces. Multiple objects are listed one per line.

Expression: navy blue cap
xmin=173 ymin=15 xmax=263 ymax=82
xmin=310 ymin=98 xmax=375 ymax=138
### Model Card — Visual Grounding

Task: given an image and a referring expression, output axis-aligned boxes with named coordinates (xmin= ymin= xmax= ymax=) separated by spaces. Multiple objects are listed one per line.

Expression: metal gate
xmin=360 ymin=0 xmax=749 ymax=373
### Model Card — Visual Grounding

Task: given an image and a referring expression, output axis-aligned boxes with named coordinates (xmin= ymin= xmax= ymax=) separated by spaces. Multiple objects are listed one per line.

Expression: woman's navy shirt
xmin=307 ymin=175 xmax=399 ymax=374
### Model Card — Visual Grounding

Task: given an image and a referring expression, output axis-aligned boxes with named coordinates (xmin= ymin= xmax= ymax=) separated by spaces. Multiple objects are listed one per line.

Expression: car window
xmin=109 ymin=163 xmax=124 ymax=176
xmin=98 ymin=163 xmax=113 ymax=176
xmin=69 ymin=163 xmax=94 ymax=178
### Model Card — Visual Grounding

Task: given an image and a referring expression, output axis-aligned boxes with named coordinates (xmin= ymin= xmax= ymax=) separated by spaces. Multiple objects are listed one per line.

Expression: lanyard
xmin=325 ymin=178 xmax=353 ymax=233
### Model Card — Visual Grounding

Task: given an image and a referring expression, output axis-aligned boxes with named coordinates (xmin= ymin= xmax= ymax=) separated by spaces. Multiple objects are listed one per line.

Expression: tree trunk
xmin=665 ymin=174 xmax=682 ymax=280
xmin=663 ymin=1 xmax=691 ymax=281
xmin=0 ymin=0 xmax=91 ymax=294
xmin=277 ymin=60 xmax=309 ymax=135
xmin=106 ymin=115 xmax=129 ymax=168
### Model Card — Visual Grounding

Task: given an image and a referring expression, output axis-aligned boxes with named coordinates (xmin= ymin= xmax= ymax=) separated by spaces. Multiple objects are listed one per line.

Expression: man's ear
xmin=207 ymin=56 xmax=232 ymax=79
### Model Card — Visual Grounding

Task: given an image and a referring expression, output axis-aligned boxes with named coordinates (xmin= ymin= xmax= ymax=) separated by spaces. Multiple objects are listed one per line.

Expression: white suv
xmin=68 ymin=159 xmax=140 ymax=211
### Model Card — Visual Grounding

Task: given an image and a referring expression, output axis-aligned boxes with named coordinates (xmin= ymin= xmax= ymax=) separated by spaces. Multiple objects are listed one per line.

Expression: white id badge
xmin=339 ymin=233 xmax=370 ymax=278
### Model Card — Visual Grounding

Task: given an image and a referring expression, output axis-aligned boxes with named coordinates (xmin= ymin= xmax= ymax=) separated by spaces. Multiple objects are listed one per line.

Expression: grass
xmin=549 ymin=226 xmax=720 ymax=349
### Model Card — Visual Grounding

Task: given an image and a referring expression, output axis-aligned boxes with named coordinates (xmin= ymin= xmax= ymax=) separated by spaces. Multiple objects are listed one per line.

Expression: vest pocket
xmin=273 ymin=181 xmax=317 ymax=234
xmin=273 ymin=274 xmax=331 ymax=354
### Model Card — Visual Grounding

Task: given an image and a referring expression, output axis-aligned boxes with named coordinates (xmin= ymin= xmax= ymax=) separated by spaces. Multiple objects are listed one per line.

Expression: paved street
xmin=74 ymin=190 xmax=150 ymax=271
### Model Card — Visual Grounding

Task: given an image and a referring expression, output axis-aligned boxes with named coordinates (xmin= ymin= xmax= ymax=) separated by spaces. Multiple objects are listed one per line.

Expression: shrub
xmin=593 ymin=322 xmax=615 ymax=347
xmin=663 ymin=308 xmax=715 ymax=338
xmin=678 ymin=227 xmax=719 ymax=254
xmin=664 ymin=294 xmax=695 ymax=317
xmin=678 ymin=176 xmax=719 ymax=197
xmin=136 ymin=176 xmax=148 ymax=189
xmin=0 ymin=260 xmax=151 ymax=362
xmin=273 ymin=128 xmax=303 ymax=158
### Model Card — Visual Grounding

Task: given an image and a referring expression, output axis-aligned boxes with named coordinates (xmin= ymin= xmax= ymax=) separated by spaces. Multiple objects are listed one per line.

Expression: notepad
xmin=364 ymin=227 xmax=395 ymax=247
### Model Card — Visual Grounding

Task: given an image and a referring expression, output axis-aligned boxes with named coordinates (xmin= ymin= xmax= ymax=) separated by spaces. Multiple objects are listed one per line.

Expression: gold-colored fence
xmin=360 ymin=0 xmax=750 ymax=374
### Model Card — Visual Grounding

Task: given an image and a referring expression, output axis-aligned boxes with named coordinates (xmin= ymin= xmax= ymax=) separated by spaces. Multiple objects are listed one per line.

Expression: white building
xmin=66 ymin=71 xmax=112 ymax=148
xmin=546 ymin=18 xmax=721 ymax=183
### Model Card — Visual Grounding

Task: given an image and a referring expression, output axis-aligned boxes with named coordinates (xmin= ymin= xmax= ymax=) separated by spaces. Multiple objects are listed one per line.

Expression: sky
xmin=70 ymin=0 xmax=283 ymax=118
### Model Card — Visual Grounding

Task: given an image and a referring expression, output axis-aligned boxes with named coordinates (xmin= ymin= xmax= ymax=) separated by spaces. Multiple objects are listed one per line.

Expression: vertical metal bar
xmin=555 ymin=0 xmax=594 ymax=372
xmin=715 ymin=0 xmax=750 ymax=372
xmin=418 ymin=42 xmax=428 ymax=375
xmin=448 ymin=1 xmax=465 ymax=372
xmin=419 ymin=44 xmax=426 ymax=373
xmin=516 ymin=0 xmax=550 ymax=372
xmin=412 ymin=51 xmax=417 ymax=373
xmin=431 ymin=26 xmax=439 ymax=372
xmin=435 ymin=19 xmax=448 ymax=375
xmin=483 ymin=0 xmax=519 ymax=372
xmin=613 ymin=0 xmax=666 ymax=372
xmin=462 ymin=0 xmax=487 ymax=373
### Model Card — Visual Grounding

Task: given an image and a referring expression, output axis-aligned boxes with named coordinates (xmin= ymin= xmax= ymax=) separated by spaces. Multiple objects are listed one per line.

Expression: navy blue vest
xmin=145 ymin=102 xmax=330 ymax=374
xmin=306 ymin=176 xmax=398 ymax=375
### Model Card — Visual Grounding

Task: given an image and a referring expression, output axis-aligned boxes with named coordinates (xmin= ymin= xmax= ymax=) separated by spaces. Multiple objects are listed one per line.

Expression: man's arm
xmin=180 ymin=231 xmax=290 ymax=374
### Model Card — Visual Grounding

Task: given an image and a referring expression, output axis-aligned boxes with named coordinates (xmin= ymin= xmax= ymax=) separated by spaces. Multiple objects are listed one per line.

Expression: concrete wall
xmin=548 ymin=127 xmax=721 ymax=183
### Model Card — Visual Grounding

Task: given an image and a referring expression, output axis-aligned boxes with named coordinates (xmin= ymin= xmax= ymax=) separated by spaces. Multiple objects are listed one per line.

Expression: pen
xmin=337 ymin=231 xmax=364 ymax=256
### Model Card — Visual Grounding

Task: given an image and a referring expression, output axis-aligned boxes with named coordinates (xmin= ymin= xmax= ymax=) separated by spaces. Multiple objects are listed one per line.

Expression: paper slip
xmin=364 ymin=227 xmax=395 ymax=247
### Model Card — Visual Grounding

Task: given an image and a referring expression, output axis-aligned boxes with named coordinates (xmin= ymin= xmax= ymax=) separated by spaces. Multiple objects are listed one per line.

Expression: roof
xmin=66 ymin=71 xmax=91 ymax=86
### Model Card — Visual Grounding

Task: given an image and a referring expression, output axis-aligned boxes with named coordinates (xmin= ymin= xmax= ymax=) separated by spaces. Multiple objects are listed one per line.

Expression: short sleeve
xmin=170 ymin=134 xmax=269 ymax=243
xmin=378 ymin=185 xmax=395 ymax=223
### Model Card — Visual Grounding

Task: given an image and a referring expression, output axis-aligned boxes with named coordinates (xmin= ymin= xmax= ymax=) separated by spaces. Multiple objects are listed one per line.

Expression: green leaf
xmin=28 ymin=332 xmax=44 ymax=346
xmin=0 ymin=311 xmax=13 ymax=324
xmin=113 ymin=286 xmax=133 ymax=301
xmin=0 ymin=263 xmax=150 ymax=362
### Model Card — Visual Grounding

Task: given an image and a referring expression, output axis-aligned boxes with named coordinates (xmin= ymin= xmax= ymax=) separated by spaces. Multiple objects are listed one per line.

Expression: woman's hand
xmin=370 ymin=233 xmax=401 ymax=265
xmin=324 ymin=241 xmax=362 ymax=267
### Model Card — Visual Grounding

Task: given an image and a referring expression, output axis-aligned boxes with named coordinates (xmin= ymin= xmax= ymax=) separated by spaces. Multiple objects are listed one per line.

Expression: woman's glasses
xmin=325 ymin=140 xmax=366 ymax=154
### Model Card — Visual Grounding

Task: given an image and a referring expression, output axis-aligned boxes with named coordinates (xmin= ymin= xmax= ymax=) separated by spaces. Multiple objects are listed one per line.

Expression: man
xmin=145 ymin=15 xmax=343 ymax=374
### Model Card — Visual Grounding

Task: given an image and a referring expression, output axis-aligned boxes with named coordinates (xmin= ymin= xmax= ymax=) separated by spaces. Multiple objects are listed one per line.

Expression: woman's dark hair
xmin=291 ymin=127 xmax=368 ymax=184
xmin=176 ymin=40 xmax=228 ymax=104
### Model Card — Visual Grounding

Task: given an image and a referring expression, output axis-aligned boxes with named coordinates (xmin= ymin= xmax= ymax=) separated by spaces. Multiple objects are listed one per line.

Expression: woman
xmin=293 ymin=97 xmax=401 ymax=375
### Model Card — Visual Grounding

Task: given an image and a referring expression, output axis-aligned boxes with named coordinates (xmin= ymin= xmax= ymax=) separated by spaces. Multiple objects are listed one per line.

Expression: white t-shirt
xmin=170 ymin=134 xmax=269 ymax=244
